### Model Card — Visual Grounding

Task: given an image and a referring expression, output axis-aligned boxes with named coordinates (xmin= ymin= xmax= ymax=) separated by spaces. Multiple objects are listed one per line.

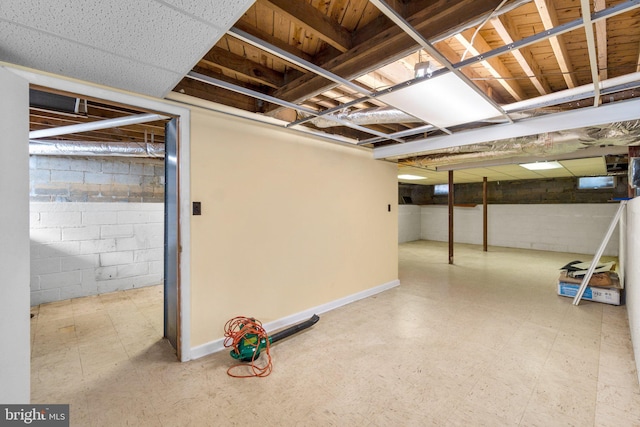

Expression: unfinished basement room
xmin=1 ymin=0 xmax=640 ymax=425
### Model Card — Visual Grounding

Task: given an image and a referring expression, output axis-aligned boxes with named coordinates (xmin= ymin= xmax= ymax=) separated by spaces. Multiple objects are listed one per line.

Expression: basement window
xmin=577 ymin=176 xmax=615 ymax=190
xmin=434 ymin=184 xmax=449 ymax=195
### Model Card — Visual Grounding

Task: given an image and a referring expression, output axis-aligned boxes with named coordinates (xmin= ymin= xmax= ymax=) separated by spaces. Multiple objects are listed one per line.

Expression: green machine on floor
xmin=226 ymin=314 xmax=320 ymax=362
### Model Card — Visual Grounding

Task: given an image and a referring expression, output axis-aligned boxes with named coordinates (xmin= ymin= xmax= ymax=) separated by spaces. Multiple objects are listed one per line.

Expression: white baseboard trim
xmin=189 ymin=278 xmax=400 ymax=360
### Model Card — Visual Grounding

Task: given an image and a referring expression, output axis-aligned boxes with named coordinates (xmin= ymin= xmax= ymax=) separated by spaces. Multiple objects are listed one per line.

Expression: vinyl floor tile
xmin=30 ymin=242 xmax=640 ymax=426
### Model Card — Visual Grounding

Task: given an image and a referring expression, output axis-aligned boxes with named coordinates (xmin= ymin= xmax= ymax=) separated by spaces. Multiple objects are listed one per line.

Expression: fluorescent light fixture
xmin=377 ymin=73 xmax=502 ymax=128
xmin=398 ymin=174 xmax=426 ymax=180
xmin=519 ymin=161 xmax=563 ymax=170
xmin=414 ymin=61 xmax=432 ymax=78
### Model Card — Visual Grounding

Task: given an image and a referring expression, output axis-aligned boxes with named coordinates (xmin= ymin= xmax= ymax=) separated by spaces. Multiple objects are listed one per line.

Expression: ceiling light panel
xmin=398 ymin=174 xmax=426 ymax=180
xmin=519 ymin=161 xmax=563 ymax=170
xmin=377 ymin=73 xmax=503 ymax=128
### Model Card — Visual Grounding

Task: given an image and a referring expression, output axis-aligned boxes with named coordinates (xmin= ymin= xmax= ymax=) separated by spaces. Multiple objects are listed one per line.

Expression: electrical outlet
xmin=193 ymin=202 xmax=201 ymax=215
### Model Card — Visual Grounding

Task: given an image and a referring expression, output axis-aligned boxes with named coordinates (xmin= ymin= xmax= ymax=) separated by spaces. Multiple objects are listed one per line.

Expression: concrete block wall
xmin=398 ymin=205 xmax=421 ymax=243
xmin=30 ymin=155 xmax=164 ymax=202
xmin=30 ymin=202 xmax=164 ymax=305
xmin=418 ymin=204 xmax=620 ymax=256
xmin=400 ymin=176 xmax=629 ymax=205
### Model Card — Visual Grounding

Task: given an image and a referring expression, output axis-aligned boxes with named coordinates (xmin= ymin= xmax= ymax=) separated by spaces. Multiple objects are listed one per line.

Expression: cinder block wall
xmin=418 ymin=204 xmax=620 ymax=256
xmin=398 ymin=205 xmax=420 ymax=243
xmin=29 ymin=156 xmax=164 ymax=306
xmin=30 ymin=156 xmax=164 ymax=202
xmin=30 ymin=203 xmax=164 ymax=305
xmin=400 ymin=176 xmax=629 ymax=205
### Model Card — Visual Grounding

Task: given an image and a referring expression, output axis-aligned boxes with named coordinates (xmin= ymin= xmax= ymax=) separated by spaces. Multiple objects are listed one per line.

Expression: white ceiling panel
xmin=378 ymin=73 xmax=503 ymax=128
xmin=161 ymin=0 xmax=252 ymax=29
xmin=397 ymin=157 xmax=610 ymax=186
xmin=0 ymin=0 xmax=253 ymax=97
xmin=0 ymin=21 xmax=183 ymax=97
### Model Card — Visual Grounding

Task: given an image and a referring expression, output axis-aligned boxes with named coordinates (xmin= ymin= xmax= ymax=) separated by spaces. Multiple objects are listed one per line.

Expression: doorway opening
xmin=28 ymin=87 xmax=182 ymax=358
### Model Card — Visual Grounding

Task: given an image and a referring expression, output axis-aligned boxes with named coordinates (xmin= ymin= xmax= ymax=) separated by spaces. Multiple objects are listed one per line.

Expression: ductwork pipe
xmin=402 ymin=120 xmax=640 ymax=168
xmin=29 ymin=113 xmax=168 ymax=139
xmin=29 ymin=140 xmax=165 ymax=158
xmin=503 ymin=72 xmax=640 ymax=113
xmin=307 ymin=107 xmax=421 ymax=128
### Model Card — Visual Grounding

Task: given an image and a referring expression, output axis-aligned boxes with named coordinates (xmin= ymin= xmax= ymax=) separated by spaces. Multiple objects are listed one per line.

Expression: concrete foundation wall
xmin=30 ymin=202 xmax=164 ymax=305
xmin=418 ymin=203 xmax=620 ymax=255
xmin=398 ymin=205 xmax=421 ymax=243
xmin=400 ymin=176 xmax=629 ymax=205
xmin=30 ymin=155 xmax=164 ymax=203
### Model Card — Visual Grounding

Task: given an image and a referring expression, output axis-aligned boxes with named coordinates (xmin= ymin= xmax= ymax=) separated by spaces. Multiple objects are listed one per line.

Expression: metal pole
xmin=483 ymin=177 xmax=488 ymax=252
xmin=572 ymin=201 xmax=627 ymax=305
xmin=449 ymin=170 xmax=454 ymax=265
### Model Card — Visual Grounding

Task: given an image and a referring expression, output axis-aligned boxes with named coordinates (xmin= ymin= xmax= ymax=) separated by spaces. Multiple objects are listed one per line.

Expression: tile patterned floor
xmin=31 ymin=241 xmax=640 ymax=426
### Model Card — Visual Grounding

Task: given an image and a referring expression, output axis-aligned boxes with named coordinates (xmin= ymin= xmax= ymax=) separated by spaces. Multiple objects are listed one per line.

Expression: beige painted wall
xmin=189 ymin=108 xmax=398 ymax=347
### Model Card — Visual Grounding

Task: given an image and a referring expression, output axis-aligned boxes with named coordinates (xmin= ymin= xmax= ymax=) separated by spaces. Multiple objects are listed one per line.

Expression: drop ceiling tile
xmin=162 ymin=0 xmax=254 ymax=29
xmin=534 ymin=168 xmax=573 ymax=178
xmin=0 ymin=21 xmax=183 ymax=96
xmin=489 ymin=165 xmax=528 ymax=173
xmin=560 ymin=157 xmax=604 ymax=167
xmin=377 ymin=73 xmax=502 ymax=128
xmin=560 ymin=158 xmax=607 ymax=176
xmin=0 ymin=0 xmax=254 ymax=97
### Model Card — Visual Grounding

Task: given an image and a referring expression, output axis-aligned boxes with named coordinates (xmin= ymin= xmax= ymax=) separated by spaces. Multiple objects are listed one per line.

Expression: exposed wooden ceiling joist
xmin=534 ymin=0 xmax=579 ymax=89
xmin=490 ymin=15 xmax=551 ymax=96
xmin=270 ymin=0 xmax=505 ymax=108
xmin=24 ymin=0 xmax=640 ymax=160
xmin=595 ymin=0 xmax=608 ymax=81
xmin=257 ymin=0 xmax=353 ymax=52
xmin=201 ymin=46 xmax=284 ymax=89
xmin=454 ymin=28 xmax=527 ymax=102
xmin=232 ymin=21 xmax=314 ymax=64
xmin=435 ymin=40 xmax=507 ymax=104
xmin=173 ymin=77 xmax=260 ymax=113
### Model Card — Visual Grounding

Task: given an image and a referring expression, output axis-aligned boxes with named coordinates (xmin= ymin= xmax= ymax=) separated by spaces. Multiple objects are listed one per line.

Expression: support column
xmin=448 ymin=170 xmax=454 ymax=265
xmin=483 ymin=176 xmax=488 ymax=252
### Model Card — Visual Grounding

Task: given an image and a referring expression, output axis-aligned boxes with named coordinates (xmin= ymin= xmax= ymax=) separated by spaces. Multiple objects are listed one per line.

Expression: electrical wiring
xmin=460 ymin=0 xmax=510 ymax=61
xmin=223 ymin=316 xmax=273 ymax=378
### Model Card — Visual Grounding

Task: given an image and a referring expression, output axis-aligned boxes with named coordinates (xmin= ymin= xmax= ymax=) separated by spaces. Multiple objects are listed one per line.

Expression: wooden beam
xmin=534 ymin=0 xmax=578 ymax=88
xmin=436 ymin=40 xmax=507 ymax=104
xmin=271 ymin=0 xmax=504 ymax=108
xmin=258 ymin=0 xmax=352 ymax=52
xmin=190 ymin=65 xmax=274 ymax=95
xmin=232 ymin=21 xmax=314 ymax=65
xmin=448 ymin=170 xmax=454 ymax=265
xmin=455 ymin=28 xmax=527 ymax=101
xmin=595 ymin=0 xmax=608 ymax=81
xmin=201 ymin=47 xmax=284 ymax=89
xmin=173 ymin=77 xmax=260 ymax=112
xmin=490 ymin=16 xmax=551 ymax=95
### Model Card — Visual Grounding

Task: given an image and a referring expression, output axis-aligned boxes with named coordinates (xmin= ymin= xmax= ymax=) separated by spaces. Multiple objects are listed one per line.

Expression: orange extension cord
xmin=223 ymin=316 xmax=273 ymax=378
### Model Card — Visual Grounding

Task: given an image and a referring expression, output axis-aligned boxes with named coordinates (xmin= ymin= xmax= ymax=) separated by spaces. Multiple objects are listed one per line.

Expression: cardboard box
xmin=558 ymin=271 xmax=618 ymax=287
xmin=557 ymin=281 xmax=623 ymax=306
